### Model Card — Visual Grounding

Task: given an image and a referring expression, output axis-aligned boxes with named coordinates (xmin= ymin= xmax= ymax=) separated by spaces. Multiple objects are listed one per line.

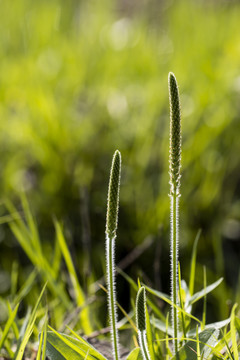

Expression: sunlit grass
xmin=0 ymin=0 xmax=240 ymax=358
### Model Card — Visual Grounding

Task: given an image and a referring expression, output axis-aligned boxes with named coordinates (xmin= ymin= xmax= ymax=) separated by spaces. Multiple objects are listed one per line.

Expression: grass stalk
xmin=168 ymin=72 xmax=182 ymax=355
xmin=105 ymin=150 xmax=121 ymax=360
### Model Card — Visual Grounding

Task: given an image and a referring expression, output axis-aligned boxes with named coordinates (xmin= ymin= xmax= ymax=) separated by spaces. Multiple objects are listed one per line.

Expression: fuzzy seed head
xmin=106 ymin=150 xmax=121 ymax=239
xmin=168 ymin=72 xmax=182 ymax=194
xmin=136 ymin=286 xmax=146 ymax=331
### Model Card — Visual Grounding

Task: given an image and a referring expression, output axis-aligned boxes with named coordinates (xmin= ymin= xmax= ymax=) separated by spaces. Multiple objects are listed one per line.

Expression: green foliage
xmin=0 ymin=2 xmax=240 ymax=358
xmin=45 ymin=328 xmax=107 ymax=360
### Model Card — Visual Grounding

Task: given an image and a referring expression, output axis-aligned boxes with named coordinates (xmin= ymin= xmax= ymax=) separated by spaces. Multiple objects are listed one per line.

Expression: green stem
xmin=107 ymin=235 xmax=119 ymax=360
xmin=139 ymin=331 xmax=151 ymax=360
xmin=171 ymin=191 xmax=179 ymax=354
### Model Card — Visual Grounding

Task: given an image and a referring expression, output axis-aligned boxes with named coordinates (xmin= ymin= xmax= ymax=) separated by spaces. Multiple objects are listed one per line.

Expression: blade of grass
xmin=13 ymin=268 xmax=38 ymax=305
xmin=65 ymin=327 xmax=108 ymax=360
xmin=6 ymin=201 xmax=69 ymax=307
xmin=230 ymin=304 xmax=238 ymax=360
xmin=14 ymin=282 xmax=47 ymax=360
xmin=55 ymin=220 xmax=92 ymax=334
xmin=189 ymin=230 xmax=201 ymax=296
xmin=188 ymin=277 xmax=223 ymax=306
xmin=220 ymin=328 xmax=234 ymax=360
xmin=196 ymin=326 xmax=200 ymax=359
xmin=178 ymin=263 xmax=186 ymax=342
xmin=47 ymin=327 xmax=106 ymax=360
xmin=145 ymin=285 xmax=202 ymax=326
xmin=165 ymin=312 xmax=170 ymax=360
xmin=6 ymin=301 xmax=19 ymax=340
xmin=36 ymin=312 xmax=48 ymax=360
xmin=202 ymin=267 xmax=207 ymax=330
xmin=0 ymin=303 xmax=19 ymax=350
xmin=145 ymin=300 xmax=155 ymax=360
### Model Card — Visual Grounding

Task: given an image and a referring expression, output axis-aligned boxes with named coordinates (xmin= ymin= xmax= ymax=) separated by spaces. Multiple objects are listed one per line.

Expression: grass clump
xmin=0 ymin=73 xmax=239 ymax=360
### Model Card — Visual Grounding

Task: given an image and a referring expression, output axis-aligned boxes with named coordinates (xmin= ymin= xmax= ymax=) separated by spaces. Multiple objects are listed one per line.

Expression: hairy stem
xmin=171 ymin=192 xmax=179 ymax=353
xmin=168 ymin=72 xmax=181 ymax=355
xmin=138 ymin=331 xmax=151 ymax=360
xmin=106 ymin=235 xmax=119 ymax=360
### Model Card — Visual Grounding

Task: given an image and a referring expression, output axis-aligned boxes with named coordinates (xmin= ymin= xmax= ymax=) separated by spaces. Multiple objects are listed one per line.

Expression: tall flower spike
xmin=106 ymin=150 xmax=121 ymax=238
xmin=168 ymin=72 xmax=182 ymax=195
xmin=168 ymin=72 xmax=182 ymax=356
xmin=105 ymin=150 xmax=121 ymax=360
xmin=136 ymin=286 xmax=151 ymax=360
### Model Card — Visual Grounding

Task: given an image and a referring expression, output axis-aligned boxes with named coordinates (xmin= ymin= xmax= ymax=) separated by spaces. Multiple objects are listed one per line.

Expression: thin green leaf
xmin=65 ymin=327 xmax=108 ymax=360
xmin=13 ymin=268 xmax=38 ymax=305
xmin=196 ymin=326 xmax=200 ymax=359
xmin=14 ymin=282 xmax=47 ymax=360
xmin=6 ymin=301 xmax=19 ymax=339
xmin=188 ymin=277 xmax=223 ymax=306
xmin=178 ymin=263 xmax=187 ymax=341
xmin=55 ymin=220 xmax=92 ymax=334
xmin=0 ymin=303 xmax=19 ymax=349
xmin=187 ymin=318 xmax=230 ymax=337
xmin=47 ymin=328 xmax=107 ymax=360
xmin=145 ymin=285 xmax=202 ymax=326
xmin=172 ymin=328 xmax=220 ymax=360
xmin=189 ymin=229 xmax=201 ymax=296
xmin=126 ymin=347 xmax=143 ymax=360
xmin=165 ymin=312 xmax=172 ymax=360
xmin=202 ymin=266 xmax=207 ymax=330
xmin=230 ymin=304 xmax=238 ymax=360
xmin=37 ymin=312 xmax=48 ymax=360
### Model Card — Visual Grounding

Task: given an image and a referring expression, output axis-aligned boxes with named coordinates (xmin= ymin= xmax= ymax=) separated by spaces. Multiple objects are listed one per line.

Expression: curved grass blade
xmin=47 ymin=327 xmax=108 ymax=360
xmin=188 ymin=277 xmax=223 ymax=306
xmin=145 ymin=285 xmax=202 ymax=326
xmin=55 ymin=220 xmax=92 ymax=334
xmin=230 ymin=304 xmax=238 ymax=360
xmin=0 ymin=303 xmax=19 ymax=350
xmin=14 ymin=282 xmax=47 ymax=360
xmin=189 ymin=230 xmax=201 ymax=296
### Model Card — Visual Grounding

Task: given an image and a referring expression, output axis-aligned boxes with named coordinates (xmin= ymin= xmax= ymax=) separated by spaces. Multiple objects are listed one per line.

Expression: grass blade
xmin=188 ymin=277 xmax=223 ymax=306
xmin=230 ymin=304 xmax=238 ymax=360
xmin=55 ymin=220 xmax=92 ymax=334
xmin=189 ymin=230 xmax=201 ymax=296
xmin=14 ymin=282 xmax=47 ymax=360
xmin=0 ymin=303 xmax=19 ymax=350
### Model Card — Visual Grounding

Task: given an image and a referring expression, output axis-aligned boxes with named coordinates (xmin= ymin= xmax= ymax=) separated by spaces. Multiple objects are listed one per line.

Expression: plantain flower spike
xmin=106 ymin=150 xmax=121 ymax=239
xmin=136 ymin=286 xmax=146 ymax=332
xmin=168 ymin=72 xmax=182 ymax=196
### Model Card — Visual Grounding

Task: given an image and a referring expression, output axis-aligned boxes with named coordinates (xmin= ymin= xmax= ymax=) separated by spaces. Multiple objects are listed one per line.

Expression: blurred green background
xmin=0 ymin=0 xmax=240 ymax=322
